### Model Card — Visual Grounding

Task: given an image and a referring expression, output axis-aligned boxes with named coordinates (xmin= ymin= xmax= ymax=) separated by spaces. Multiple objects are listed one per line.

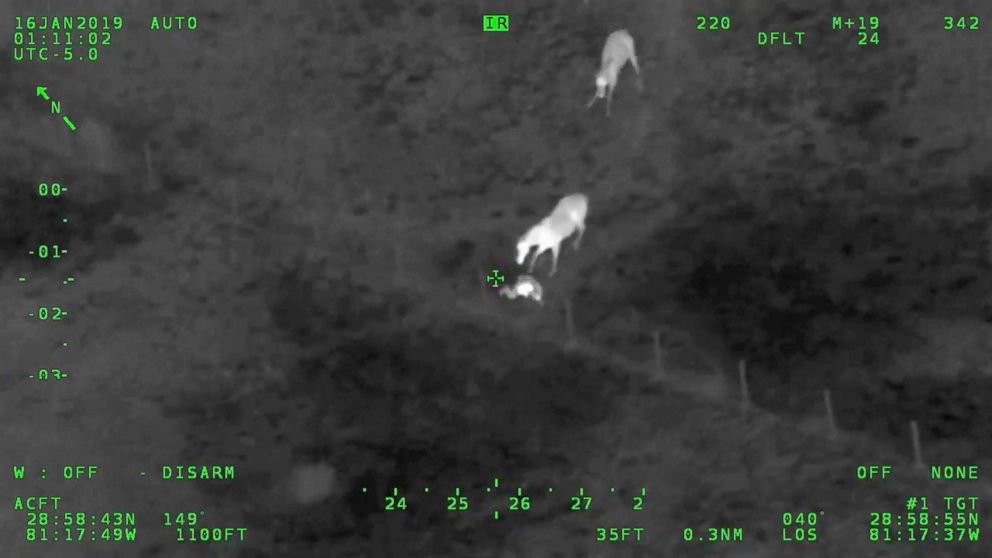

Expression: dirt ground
xmin=1 ymin=1 xmax=990 ymax=556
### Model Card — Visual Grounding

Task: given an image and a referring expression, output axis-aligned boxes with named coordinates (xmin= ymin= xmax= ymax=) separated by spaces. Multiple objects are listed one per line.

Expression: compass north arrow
xmin=36 ymin=86 xmax=50 ymax=101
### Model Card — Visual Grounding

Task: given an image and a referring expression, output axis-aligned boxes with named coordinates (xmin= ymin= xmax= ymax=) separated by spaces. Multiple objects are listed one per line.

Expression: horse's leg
xmin=527 ymin=249 xmax=539 ymax=273
xmin=573 ymin=224 xmax=585 ymax=250
xmin=631 ymin=56 xmax=644 ymax=92
xmin=548 ymin=245 xmax=560 ymax=276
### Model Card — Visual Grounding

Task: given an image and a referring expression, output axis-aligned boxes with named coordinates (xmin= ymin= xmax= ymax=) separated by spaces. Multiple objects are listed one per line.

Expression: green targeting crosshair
xmin=486 ymin=269 xmax=506 ymax=288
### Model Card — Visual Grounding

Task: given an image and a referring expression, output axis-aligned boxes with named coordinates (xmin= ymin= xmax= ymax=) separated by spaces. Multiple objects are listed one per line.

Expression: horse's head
xmin=594 ymin=72 xmax=608 ymax=99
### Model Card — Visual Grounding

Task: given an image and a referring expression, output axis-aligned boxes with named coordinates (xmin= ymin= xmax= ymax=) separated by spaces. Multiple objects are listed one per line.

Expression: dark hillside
xmin=1 ymin=1 xmax=989 ymax=556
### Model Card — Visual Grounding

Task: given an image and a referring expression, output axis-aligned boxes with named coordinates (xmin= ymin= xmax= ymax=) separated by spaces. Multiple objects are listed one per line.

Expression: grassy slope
xmin=1 ymin=0 xmax=989 ymax=557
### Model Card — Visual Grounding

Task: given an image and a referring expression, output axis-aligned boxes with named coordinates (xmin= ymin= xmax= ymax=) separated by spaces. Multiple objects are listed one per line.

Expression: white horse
xmin=516 ymin=193 xmax=588 ymax=276
xmin=586 ymin=29 xmax=642 ymax=117
xmin=498 ymin=275 xmax=544 ymax=305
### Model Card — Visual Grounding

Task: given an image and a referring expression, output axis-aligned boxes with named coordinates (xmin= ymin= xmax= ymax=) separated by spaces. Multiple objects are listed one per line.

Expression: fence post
xmin=144 ymin=141 xmax=158 ymax=192
xmin=392 ymin=236 xmax=403 ymax=280
xmin=910 ymin=421 xmax=923 ymax=469
xmin=738 ymin=359 xmax=750 ymax=413
xmin=564 ymin=299 xmax=576 ymax=348
xmin=652 ymin=329 xmax=663 ymax=379
xmin=479 ymin=269 xmax=490 ymax=304
xmin=227 ymin=178 xmax=239 ymax=266
xmin=823 ymin=389 xmax=837 ymax=439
